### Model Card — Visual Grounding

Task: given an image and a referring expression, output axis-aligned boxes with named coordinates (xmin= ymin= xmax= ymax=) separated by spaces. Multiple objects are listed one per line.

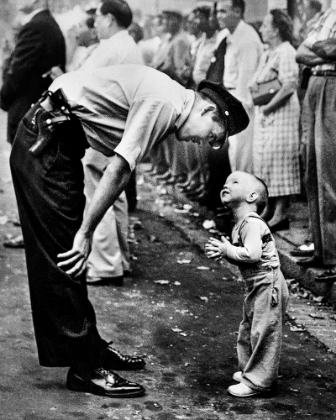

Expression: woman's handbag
xmin=251 ymin=78 xmax=282 ymax=106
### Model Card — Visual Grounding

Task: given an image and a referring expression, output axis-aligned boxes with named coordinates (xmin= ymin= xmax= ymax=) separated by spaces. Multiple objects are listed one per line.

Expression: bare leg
xmin=268 ymin=196 xmax=288 ymax=227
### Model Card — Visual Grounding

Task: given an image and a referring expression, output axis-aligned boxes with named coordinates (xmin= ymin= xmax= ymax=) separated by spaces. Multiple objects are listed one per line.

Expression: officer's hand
xmin=57 ymin=229 xmax=92 ymax=277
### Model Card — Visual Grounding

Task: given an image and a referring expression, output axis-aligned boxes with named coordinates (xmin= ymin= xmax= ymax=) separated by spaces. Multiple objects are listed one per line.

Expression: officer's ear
xmin=201 ymin=104 xmax=217 ymax=116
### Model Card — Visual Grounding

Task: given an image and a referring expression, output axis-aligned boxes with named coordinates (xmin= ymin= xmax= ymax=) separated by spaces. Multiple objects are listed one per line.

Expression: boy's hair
xmin=253 ymin=176 xmax=269 ymax=215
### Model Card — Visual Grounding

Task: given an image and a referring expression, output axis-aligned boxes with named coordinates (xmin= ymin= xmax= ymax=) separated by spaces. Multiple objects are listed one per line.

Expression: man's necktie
xmin=206 ymin=37 xmax=227 ymax=83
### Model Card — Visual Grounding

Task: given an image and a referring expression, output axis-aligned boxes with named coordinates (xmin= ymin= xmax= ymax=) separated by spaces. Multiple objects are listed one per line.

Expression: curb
xmin=275 ymin=233 xmax=336 ymax=307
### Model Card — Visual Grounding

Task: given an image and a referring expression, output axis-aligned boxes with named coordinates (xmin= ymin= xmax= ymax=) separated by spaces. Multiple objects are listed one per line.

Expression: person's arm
xmin=206 ymin=221 xmax=263 ymax=263
xmin=57 ymin=153 xmax=131 ymax=276
xmin=296 ymin=42 xmax=326 ymax=66
xmin=311 ymin=39 xmax=336 ymax=60
xmin=58 ymin=98 xmax=178 ymax=277
xmin=262 ymin=80 xmax=297 ymax=116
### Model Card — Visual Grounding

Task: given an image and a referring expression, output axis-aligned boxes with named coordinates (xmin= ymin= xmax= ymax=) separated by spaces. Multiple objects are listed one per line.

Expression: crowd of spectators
xmin=1 ymin=0 xmax=336 ymax=282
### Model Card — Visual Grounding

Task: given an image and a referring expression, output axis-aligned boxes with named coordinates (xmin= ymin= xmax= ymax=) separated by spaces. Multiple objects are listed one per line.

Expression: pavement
xmin=141 ymin=165 xmax=336 ymax=355
xmin=0 ymin=109 xmax=336 ymax=419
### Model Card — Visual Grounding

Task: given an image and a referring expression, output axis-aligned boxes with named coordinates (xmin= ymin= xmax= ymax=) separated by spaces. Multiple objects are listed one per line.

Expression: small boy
xmin=205 ymin=171 xmax=289 ymax=398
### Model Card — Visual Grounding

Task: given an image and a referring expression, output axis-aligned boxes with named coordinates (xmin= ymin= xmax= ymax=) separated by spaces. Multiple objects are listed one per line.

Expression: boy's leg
xmin=237 ymin=304 xmax=252 ymax=372
xmin=239 ymin=269 xmax=289 ymax=392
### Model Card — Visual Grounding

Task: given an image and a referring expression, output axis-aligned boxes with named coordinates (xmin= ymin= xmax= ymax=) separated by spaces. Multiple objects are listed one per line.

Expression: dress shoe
xmin=86 ymin=276 xmax=123 ymax=286
xmin=184 ymin=184 xmax=205 ymax=198
xmin=183 ymin=180 xmax=201 ymax=192
xmin=153 ymin=171 xmax=172 ymax=181
xmin=315 ymin=268 xmax=336 ymax=282
xmin=66 ymin=367 xmax=145 ymax=398
xmin=171 ymin=174 xmax=189 ymax=186
xmin=227 ymin=383 xmax=261 ymax=398
xmin=158 ymin=175 xmax=175 ymax=185
xmin=269 ymin=218 xmax=289 ymax=232
xmin=103 ymin=342 xmax=146 ymax=370
xmin=162 ymin=174 xmax=187 ymax=186
xmin=233 ymin=371 xmax=243 ymax=382
xmin=3 ymin=235 xmax=24 ymax=248
xmin=297 ymin=256 xmax=327 ymax=268
xmin=123 ymin=269 xmax=133 ymax=277
xmin=290 ymin=248 xmax=314 ymax=257
xmin=176 ymin=177 xmax=192 ymax=190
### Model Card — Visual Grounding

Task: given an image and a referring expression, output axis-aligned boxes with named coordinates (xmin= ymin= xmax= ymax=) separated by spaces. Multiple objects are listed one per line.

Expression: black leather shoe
xmin=154 ymin=171 xmax=172 ymax=181
xmin=66 ymin=367 xmax=145 ymax=398
xmin=103 ymin=342 xmax=146 ymax=370
xmin=3 ymin=235 xmax=25 ymax=248
xmin=86 ymin=276 xmax=123 ymax=286
xmin=269 ymin=219 xmax=289 ymax=232
xmin=297 ymin=256 xmax=327 ymax=268
xmin=315 ymin=268 xmax=336 ymax=282
xmin=176 ymin=177 xmax=192 ymax=190
xmin=290 ymin=248 xmax=314 ymax=257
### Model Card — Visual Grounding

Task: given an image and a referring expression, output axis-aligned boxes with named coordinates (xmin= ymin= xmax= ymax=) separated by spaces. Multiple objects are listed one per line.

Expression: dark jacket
xmin=0 ymin=10 xmax=66 ymax=143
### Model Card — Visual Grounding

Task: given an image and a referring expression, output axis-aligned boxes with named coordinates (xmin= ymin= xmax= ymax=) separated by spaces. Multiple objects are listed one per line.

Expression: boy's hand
xmin=205 ymin=236 xmax=230 ymax=260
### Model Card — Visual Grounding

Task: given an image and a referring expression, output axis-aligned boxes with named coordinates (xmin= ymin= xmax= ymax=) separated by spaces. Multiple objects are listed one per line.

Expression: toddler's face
xmin=220 ymin=172 xmax=253 ymax=206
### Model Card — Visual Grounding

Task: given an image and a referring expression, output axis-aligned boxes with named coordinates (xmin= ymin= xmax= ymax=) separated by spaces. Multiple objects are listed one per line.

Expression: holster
xmin=29 ymin=89 xmax=71 ymax=156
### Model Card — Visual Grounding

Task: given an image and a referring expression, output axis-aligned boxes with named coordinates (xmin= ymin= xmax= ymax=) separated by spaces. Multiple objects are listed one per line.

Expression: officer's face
xmin=176 ymin=105 xmax=226 ymax=149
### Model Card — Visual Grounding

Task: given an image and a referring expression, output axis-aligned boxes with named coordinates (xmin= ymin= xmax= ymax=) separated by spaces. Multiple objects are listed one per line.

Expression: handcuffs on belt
xmin=29 ymin=88 xmax=72 ymax=156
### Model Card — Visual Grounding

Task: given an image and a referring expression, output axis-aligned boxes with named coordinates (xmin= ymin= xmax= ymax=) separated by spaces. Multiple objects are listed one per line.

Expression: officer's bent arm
xmin=81 ymin=153 xmax=131 ymax=236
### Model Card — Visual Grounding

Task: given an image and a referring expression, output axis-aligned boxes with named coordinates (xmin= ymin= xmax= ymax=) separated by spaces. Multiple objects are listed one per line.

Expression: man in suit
xmin=0 ymin=0 xmax=66 ymax=144
xmin=1 ymin=0 xmax=66 ymax=249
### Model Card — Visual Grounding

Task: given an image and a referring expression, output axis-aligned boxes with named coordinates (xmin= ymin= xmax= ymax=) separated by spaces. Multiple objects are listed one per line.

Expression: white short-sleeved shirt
xmin=224 ymin=20 xmax=263 ymax=104
xmin=49 ymin=64 xmax=195 ymax=171
xmin=80 ymin=29 xmax=144 ymax=70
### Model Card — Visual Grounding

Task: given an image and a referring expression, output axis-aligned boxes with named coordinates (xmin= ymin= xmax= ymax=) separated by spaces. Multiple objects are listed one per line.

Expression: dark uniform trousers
xmin=10 ymin=103 xmax=107 ymax=369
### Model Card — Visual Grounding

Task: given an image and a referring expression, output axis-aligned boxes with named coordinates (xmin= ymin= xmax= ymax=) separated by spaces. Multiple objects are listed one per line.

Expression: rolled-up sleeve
xmin=114 ymin=98 xmax=178 ymax=171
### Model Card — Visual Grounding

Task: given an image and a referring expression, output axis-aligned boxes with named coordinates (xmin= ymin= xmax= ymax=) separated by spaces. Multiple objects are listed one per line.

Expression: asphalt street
xmin=0 ymin=110 xmax=335 ymax=420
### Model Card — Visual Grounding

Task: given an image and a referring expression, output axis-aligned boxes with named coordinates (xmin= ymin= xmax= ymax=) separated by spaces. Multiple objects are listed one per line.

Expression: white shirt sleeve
xmin=114 ymin=98 xmax=178 ymax=171
xmin=225 ymin=219 xmax=263 ymax=263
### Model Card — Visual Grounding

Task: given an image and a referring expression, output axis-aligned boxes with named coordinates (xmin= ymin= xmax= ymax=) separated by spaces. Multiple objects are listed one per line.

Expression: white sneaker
xmin=232 ymin=371 xmax=243 ymax=382
xmin=299 ymin=242 xmax=314 ymax=252
xmin=227 ymin=383 xmax=260 ymax=397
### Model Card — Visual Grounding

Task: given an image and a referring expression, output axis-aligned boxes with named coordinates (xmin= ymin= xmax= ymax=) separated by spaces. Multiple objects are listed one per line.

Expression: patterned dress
xmin=252 ymin=41 xmax=301 ymax=197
